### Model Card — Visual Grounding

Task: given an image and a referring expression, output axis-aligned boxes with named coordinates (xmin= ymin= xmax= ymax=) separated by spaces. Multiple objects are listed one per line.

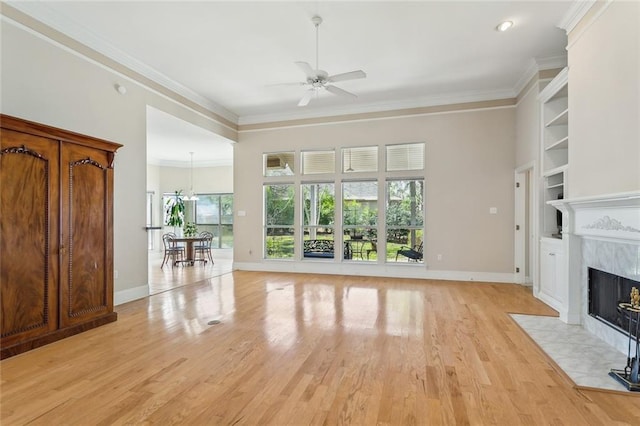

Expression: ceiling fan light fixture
xmin=291 ymin=15 xmax=366 ymax=107
xmin=496 ymin=21 xmax=514 ymax=32
xmin=185 ymin=152 xmax=199 ymax=201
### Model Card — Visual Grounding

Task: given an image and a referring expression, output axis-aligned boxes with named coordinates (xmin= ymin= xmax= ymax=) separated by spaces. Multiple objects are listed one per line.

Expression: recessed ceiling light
xmin=496 ymin=21 xmax=514 ymax=32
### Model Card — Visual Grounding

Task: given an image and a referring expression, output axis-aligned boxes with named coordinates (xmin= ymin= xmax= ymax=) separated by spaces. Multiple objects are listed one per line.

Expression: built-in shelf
xmin=546 ymin=109 xmax=569 ymax=127
xmin=539 ymin=67 xmax=569 ymax=240
xmin=547 ymin=84 xmax=568 ymax=102
xmin=543 ymin=165 xmax=568 ymax=178
xmin=545 ymin=136 xmax=569 ymax=151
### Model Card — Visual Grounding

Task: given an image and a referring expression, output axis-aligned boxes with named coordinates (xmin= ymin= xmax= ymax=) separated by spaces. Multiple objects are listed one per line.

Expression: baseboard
xmin=559 ymin=310 xmax=582 ymax=325
xmin=233 ymin=262 xmax=516 ymax=284
xmin=114 ymin=284 xmax=149 ymax=306
xmin=536 ymin=291 xmax=563 ymax=314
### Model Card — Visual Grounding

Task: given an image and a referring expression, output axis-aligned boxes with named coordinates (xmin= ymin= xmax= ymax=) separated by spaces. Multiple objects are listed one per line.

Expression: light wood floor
xmin=148 ymin=248 xmax=233 ymax=295
xmin=2 ymin=272 xmax=638 ymax=425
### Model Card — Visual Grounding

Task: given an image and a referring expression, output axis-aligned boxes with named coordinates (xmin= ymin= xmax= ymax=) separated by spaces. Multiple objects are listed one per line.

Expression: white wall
xmin=568 ymin=0 xmax=640 ymax=197
xmin=235 ymin=106 xmax=516 ymax=279
xmin=158 ymin=165 xmax=234 ymax=195
xmin=515 ymin=78 xmax=542 ymax=169
xmin=146 ymin=164 xmax=162 ymax=251
xmin=1 ymin=19 xmax=236 ymax=303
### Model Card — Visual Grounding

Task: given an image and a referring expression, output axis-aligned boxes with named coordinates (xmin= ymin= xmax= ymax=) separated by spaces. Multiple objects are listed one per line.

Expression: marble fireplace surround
xmin=550 ymin=191 xmax=640 ymax=356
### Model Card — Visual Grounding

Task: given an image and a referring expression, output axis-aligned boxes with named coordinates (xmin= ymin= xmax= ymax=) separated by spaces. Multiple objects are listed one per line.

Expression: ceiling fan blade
xmin=325 ymin=85 xmax=357 ymax=99
xmin=295 ymin=61 xmax=316 ymax=78
xmin=328 ymin=70 xmax=366 ymax=83
xmin=298 ymin=89 xmax=315 ymax=107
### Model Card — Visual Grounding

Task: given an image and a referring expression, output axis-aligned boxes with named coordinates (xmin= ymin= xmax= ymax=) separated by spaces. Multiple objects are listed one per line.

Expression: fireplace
xmin=589 ymin=268 xmax=640 ymax=339
xmin=546 ymin=191 xmax=640 ymax=355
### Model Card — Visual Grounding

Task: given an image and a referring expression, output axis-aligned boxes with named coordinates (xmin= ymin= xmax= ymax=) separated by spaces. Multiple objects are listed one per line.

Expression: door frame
xmin=514 ymin=161 xmax=537 ymax=286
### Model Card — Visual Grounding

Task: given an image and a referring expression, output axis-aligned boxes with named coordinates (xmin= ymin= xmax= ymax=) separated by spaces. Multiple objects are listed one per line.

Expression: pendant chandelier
xmin=185 ymin=151 xmax=199 ymax=201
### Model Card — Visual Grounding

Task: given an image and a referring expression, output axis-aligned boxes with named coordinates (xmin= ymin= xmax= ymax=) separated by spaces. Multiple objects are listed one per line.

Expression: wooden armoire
xmin=0 ymin=115 xmax=122 ymax=359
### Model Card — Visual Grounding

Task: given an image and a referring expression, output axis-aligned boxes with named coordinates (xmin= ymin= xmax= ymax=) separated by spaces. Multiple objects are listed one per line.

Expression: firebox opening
xmin=588 ymin=268 xmax=640 ymax=339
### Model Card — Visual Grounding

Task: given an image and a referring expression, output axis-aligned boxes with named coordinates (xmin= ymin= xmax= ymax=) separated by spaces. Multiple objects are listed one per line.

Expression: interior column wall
xmin=568 ymin=0 xmax=640 ymax=197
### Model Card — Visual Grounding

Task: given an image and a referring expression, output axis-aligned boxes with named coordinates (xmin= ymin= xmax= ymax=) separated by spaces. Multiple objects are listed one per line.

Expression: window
xmin=342 ymin=146 xmax=378 ymax=173
xmin=264 ymin=152 xmax=294 ymax=176
xmin=262 ymin=143 xmax=425 ymax=265
xmin=219 ymin=194 xmax=234 ymax=249
xmin=196 ymin=194 xmax=220 ymax=224
xmin=302 ymin=183 xmax=335 ymax=259
xmin=386 ymin=143 xmax=424 ymax=171
xmin=195 ymin=193 xmax=234 ymax=248
xmin=343 ymin=181 xmax=378 ymax=262
xmin=386 ymin=179 xmax=424 ymax=262
xmin=264 ymin=184 xmax=295 ymax=259
xmin=302 ymin=150 xmax=335 ymax=175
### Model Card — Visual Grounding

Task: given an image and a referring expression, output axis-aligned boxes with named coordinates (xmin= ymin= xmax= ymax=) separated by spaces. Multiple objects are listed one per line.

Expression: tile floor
xmin=511 ymin=313 xmax=632 ymax=392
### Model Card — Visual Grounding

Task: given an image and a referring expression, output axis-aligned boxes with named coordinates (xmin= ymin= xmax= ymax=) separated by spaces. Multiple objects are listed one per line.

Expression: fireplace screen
xmin=589 ymin=268 xmax=640 ymax=339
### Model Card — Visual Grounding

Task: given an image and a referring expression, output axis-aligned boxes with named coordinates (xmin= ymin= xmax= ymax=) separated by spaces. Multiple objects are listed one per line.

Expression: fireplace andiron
xmin=609 ymin=300 xmax=640 ymax=392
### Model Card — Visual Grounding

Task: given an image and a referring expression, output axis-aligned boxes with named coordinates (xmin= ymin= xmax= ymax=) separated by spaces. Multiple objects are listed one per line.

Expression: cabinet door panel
xmin=0 ymin=130 xmax=59 ymax=345
xmin=540 ymin=248 xmax=556 ymax=298
xmin=59 ymin=142 xmax=113 ymax=327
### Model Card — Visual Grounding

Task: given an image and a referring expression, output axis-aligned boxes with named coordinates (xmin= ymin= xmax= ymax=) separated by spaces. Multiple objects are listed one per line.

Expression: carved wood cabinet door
xmin=0 ymin=115 xmax=120 ymax=359
xmin=0 ymin=129 xmax=60 ymax=346
xmin=59 ymin=142 xmax=114 ymax=328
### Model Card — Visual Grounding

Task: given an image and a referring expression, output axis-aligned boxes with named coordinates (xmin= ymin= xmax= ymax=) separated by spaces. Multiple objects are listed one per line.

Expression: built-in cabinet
xmin=540 ymin=67 xmax=569 ymax=238
xmin=536 ymin=67 xmax=569 ymax=316
xmin=0 ymin=115 xmax=122 ymax=359
xmin=538 ymin=237 xmax=565 ymax=311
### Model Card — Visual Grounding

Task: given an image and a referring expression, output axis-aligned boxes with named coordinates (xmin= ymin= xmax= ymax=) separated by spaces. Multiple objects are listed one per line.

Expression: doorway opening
xmin=146 ymin=106 xmax=234 ymax=295
xmin=515 ymin=163 xmax=536 ymax=286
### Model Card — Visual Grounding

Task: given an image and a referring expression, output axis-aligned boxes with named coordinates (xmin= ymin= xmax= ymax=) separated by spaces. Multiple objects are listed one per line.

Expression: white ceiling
xmin=8 ymin=1 xmax=574 ymax=165
xmin=146 ymin=106 xmax=234 ymax=167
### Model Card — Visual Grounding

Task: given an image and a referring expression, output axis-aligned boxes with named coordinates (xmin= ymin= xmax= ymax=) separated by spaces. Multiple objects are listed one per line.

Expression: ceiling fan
xmin=292 ymin=15 xmax=366 ymax=107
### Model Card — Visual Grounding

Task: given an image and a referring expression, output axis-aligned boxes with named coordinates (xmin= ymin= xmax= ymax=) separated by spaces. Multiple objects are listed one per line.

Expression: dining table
xmin=172 ymin=236 xmax=207 ymax=266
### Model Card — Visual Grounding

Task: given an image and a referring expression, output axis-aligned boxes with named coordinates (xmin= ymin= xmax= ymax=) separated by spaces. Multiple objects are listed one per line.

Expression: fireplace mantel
xmin=549 ymin=190 xmax=640 ymax=242
xmin=543 ymin=190 xmax=640 ymax=354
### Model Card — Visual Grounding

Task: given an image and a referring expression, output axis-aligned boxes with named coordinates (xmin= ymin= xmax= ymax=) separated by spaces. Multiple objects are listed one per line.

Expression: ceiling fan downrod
xmin=292 ymin=14 xmax=365 ymax=107
xmin=312 ymin=15 xmax=322 ymax=71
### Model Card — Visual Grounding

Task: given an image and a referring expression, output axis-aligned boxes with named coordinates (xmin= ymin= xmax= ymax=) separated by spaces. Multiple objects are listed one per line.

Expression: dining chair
xmin=366 ymin=239 xmax=377 ymax=260
xmin=161 ymin=233 xmax=185 ymax=268
xmin=194 ymin=231 xmax=214 ymax=265
xmin=165 ymin=232 xmax=184 ymax=247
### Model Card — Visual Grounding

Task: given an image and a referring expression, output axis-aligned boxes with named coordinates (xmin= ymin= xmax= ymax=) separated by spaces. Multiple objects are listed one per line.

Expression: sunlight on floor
xmin=148 ymin=248 xmax=233 ymax=295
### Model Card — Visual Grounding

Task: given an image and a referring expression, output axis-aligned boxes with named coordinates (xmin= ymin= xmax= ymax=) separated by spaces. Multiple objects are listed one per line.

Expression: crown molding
xmin=238 ymin=88 xmax=516 ymax=126
xmin=6 ymin=0 xmax=573 ymax=129
xmin=147 ymin=158 xmax=233 ymax=168
xmin=513 ymin=59 xmax=540 ymax=96
xmin=6 ymin=0 xmax=239 ymax=125
xmin=512 ymin=55 xmax=567 ymax=98
xmin=535 ymin=55 xmax=568 ymax=71
xmin=558 ymin=0 xmax=598 ymax=33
